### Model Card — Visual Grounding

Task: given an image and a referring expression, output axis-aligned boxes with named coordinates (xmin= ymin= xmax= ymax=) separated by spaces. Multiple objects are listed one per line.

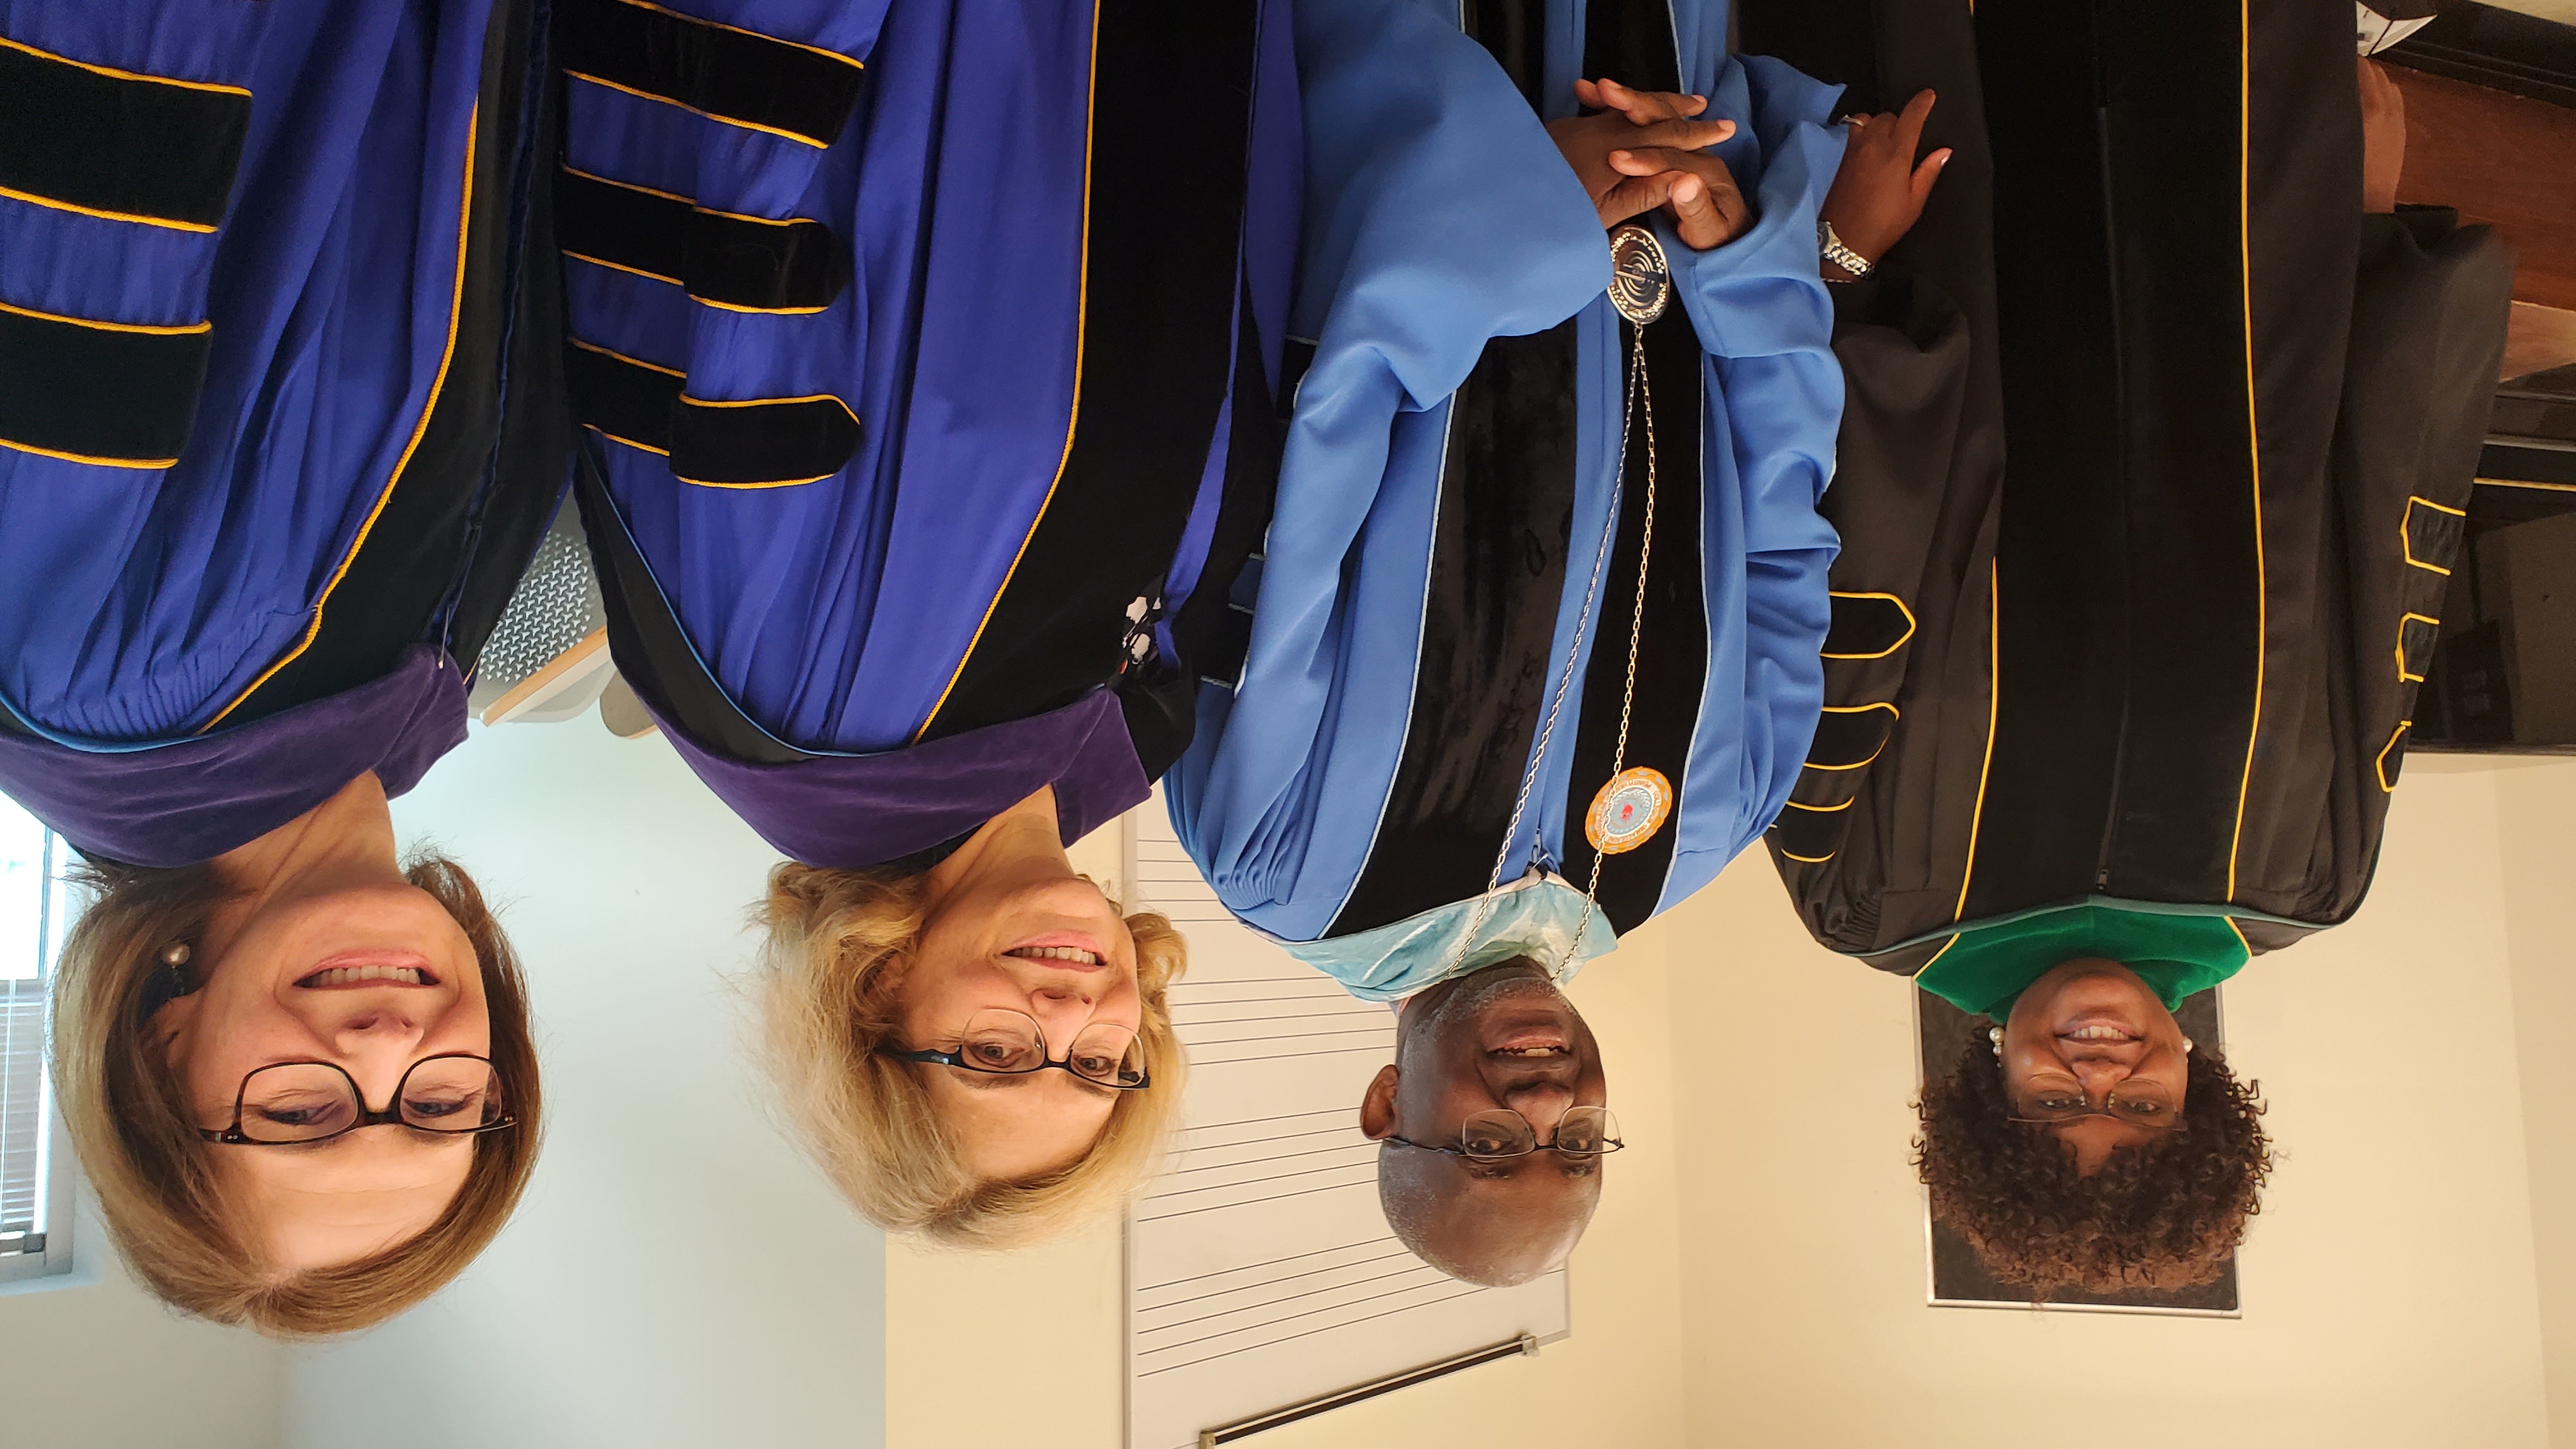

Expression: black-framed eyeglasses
xmin=2008 ymin=1087 xmax=2187 ymax=1133
xmin=879 ymin=1008 xmax=1150 ymax=1090
xmin=197 ymin=1054 xmax=516 ymax=1145
xmin=1386 ymin=1106 xmax=1624 ymax=1161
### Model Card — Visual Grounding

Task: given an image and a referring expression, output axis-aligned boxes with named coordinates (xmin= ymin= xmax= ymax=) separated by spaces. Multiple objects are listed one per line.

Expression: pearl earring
xmin=2183 ymin=1037 xmax=2195 ymax=1054
xmin=1988 ymin=1025 xmax=2004 ymax=1058
xmin=135 ymin=942 xmax=199 ymax=1025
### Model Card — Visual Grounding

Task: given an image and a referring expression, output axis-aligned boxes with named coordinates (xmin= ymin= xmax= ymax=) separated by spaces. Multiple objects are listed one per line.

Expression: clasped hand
xmin=1552 ymin=79 xmax=1956 ymax=275
xmin=1546 ymin=77 xmax=1747 ymax=250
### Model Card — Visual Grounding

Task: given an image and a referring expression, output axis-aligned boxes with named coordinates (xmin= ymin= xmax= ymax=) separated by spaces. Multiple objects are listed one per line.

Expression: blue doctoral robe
xmin=1165 ymin=0 xmax=1846 ymax=999
xmin=0 ymin=0 xmax=562 ymax=863
xmin=555 ymin=0 xmax=1300 ymax=867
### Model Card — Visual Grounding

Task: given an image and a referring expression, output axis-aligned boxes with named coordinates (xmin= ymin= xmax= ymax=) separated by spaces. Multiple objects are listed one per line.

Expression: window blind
xmin=0 ymin=797 xmax=68 ymax=1269
xmin=0 ymin=976 xmax=42 ymax=1242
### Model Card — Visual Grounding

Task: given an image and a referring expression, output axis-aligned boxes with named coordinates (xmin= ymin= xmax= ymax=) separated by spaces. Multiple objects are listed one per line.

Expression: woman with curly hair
xmin=547 ymin=0 xmax=1295 ymax=1243
xmin=0 ymin=0 xmax=564 ymax=1331
xmin=1742 ymin=0 xmax=2510 ymax=1291
xmin=1913 ymin=955 xmax=2273 ymax=1294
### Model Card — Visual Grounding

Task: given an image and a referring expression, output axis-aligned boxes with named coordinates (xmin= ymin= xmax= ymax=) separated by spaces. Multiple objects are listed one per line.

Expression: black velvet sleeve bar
xmin=0 ymin=305 xmax=212 ymax=466
xmin=1746 ymin=0 xmax=2006 ymax=958
xmin=553 ymin=0 xmax=863 ymax=148
xmin=2318 ymin=210 xmax=2512 ymax=880
xmin=0 ymin=39 xmax=251 ymax=229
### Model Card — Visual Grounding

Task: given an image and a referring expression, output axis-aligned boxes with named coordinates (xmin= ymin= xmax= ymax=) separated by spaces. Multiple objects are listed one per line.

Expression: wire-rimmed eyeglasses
xmin=1384 ymin=1106 xmax=1625 ymax=1161
xmin=879 ymin=1008 xmax=1150 ymax=1090
xmin=2007 ymin=1087 xmax=2187 ymax=1133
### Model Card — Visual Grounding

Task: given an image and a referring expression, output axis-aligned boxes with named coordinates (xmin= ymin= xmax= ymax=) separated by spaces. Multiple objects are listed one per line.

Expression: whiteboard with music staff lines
xmin=1123 ymin=791 xmax=1570 ymax=1449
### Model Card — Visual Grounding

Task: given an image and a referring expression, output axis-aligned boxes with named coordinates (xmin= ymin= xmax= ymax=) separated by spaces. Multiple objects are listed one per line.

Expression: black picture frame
xmin=1916 ymin=986 xmax=2241 ymax=1315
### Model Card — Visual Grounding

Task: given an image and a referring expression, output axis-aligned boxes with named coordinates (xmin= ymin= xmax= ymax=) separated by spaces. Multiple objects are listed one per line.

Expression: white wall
xmin=286 ymin=719 xmax=887 ymax=1449
xmin=0 ymin=1192 xmax=285 ymax=1449
xmin=0 ymin=716 xmax=886 ymax=1449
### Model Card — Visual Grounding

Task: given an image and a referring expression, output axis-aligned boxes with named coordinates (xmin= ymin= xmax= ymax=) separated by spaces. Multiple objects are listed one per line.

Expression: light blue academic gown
xmin=1166 ymin=0 xmax=1848 ymax=999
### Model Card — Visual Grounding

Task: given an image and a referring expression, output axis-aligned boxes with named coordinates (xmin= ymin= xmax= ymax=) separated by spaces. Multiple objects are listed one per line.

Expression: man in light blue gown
xmin=1168 ymin=0 xmax=1866 ymax=1284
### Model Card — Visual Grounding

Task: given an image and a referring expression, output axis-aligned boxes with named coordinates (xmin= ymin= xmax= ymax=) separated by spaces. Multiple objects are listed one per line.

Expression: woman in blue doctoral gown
xmin=548 ymin=0 xmax=1297 ymax=1245
xmin=1165 ymin=0 xmax=1847 ymax=1284
xmin=0 ymin=0 xmax=562 ymax=1334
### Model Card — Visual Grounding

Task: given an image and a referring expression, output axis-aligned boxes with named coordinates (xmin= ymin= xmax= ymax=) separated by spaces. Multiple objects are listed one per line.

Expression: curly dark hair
xmin=1915 ymin=1036 xmax=2272 ymax=1296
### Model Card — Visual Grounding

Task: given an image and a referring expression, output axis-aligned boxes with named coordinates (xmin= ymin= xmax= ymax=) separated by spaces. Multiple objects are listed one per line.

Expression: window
xmin=0 ymin=795 xmax=74 ymax=1284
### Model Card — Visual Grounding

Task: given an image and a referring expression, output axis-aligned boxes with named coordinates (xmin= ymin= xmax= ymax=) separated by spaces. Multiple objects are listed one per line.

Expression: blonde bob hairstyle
xmin=49 ymin=853 xmax=541 ymax=1338
xmin=756 ymin=861 xmax=1188 ymax=1248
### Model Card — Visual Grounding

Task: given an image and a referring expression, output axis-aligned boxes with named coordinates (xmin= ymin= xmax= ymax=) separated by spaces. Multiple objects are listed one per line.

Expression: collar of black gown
xmin=0 ymin=645 xmax=466 ymax=868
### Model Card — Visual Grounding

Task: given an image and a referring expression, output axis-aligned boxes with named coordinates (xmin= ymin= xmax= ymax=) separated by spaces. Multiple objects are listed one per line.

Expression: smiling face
xmin=151 ymin=842 xmax=492 ymax=1271
xmin=1361 ymin=960 xmax=1607 ymax=1285
xmin=894 ymin=813 xmax=1144 ymax=1183
xmin=1998 ymin=957 xmax=2191 ymax=1176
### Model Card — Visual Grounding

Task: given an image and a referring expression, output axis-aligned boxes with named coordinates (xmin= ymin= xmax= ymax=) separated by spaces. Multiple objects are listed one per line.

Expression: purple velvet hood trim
xmin=0 ymin=647 xmax=467 ymax=868
xmin=648 ymin=686 xmax=1151 ymax=870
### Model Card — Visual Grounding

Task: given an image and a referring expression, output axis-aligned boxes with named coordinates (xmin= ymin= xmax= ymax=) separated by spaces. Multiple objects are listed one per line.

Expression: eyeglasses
xmin=1385 ymin=1106 xmax=1624 ymax=1161
xmin=879 ymin=1009 xmax=1150 ymax=1090
xmin=198 ymin=1054 xmax=515 ymax=1146
xmin=2009 ymin=1086 xmax=2186 ymax=1133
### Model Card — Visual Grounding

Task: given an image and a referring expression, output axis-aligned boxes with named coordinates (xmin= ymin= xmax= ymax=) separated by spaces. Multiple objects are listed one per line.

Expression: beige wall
xmin=2498 ymin=759 xmax=2576 ymax=1448
xmin=2489 ymin=0 xmax=2576 ymax=25
xmin=885 ymin=833 xmax=1693 ymax=1449
xmin=1671 ymin=763 xmax=2555 ymax=1448
xmin=894 ymin=763 xmax=2576 ymax=1448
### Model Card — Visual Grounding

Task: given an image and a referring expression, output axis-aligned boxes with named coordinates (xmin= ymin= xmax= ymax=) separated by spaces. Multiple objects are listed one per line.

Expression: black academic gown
xmin=1744 ymin=0 xmax=2517 ymax=972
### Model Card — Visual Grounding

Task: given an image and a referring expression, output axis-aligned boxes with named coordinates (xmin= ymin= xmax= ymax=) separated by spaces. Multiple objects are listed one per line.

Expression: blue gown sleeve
xmin=1165 ymin=0 xmax=1609 ymax=932
xmin=1654 ymin=49 xmax=1848 ymax=909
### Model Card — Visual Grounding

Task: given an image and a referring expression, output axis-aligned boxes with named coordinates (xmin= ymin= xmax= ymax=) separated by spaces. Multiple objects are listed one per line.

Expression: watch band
xmin=1818 ymin=219 xmax=1872 ymax=280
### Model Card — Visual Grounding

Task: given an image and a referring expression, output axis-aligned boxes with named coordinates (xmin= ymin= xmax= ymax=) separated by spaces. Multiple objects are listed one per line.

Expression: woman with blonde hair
xmin=548 ymin=0 xmax=1294 ymax=1243
xmin=756 ymin=827 xmax=1191 ymax=1246
xmin=0 ymin=0 xmax=564 ymax=1331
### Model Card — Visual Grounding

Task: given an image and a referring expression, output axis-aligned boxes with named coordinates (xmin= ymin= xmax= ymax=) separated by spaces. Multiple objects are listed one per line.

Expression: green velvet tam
xmin=1912 ymin=898 xmax=2252 ymax=1022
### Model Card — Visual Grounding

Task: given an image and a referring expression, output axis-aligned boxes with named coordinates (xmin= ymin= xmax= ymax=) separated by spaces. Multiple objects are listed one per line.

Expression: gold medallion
xmin=1607 ymin=224 xmax=1671 ymax=325
xmin=1584 ymin=767 xmax=1673 ymax=854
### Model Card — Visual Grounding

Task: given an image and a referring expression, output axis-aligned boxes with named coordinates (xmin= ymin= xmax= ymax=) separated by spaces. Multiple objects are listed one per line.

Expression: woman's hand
xmin=1546 ymin=77 xmax=1749 ymax=250
xmin=2359 ymin=58 xmax=2406 ymax=213
xmin=1819 ymin=89 xmax=1949 ymax=279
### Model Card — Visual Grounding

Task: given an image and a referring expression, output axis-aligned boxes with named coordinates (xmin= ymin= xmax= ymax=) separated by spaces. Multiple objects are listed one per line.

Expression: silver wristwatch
xmin=1818 ymin=219 xmax=1872 ymax=280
